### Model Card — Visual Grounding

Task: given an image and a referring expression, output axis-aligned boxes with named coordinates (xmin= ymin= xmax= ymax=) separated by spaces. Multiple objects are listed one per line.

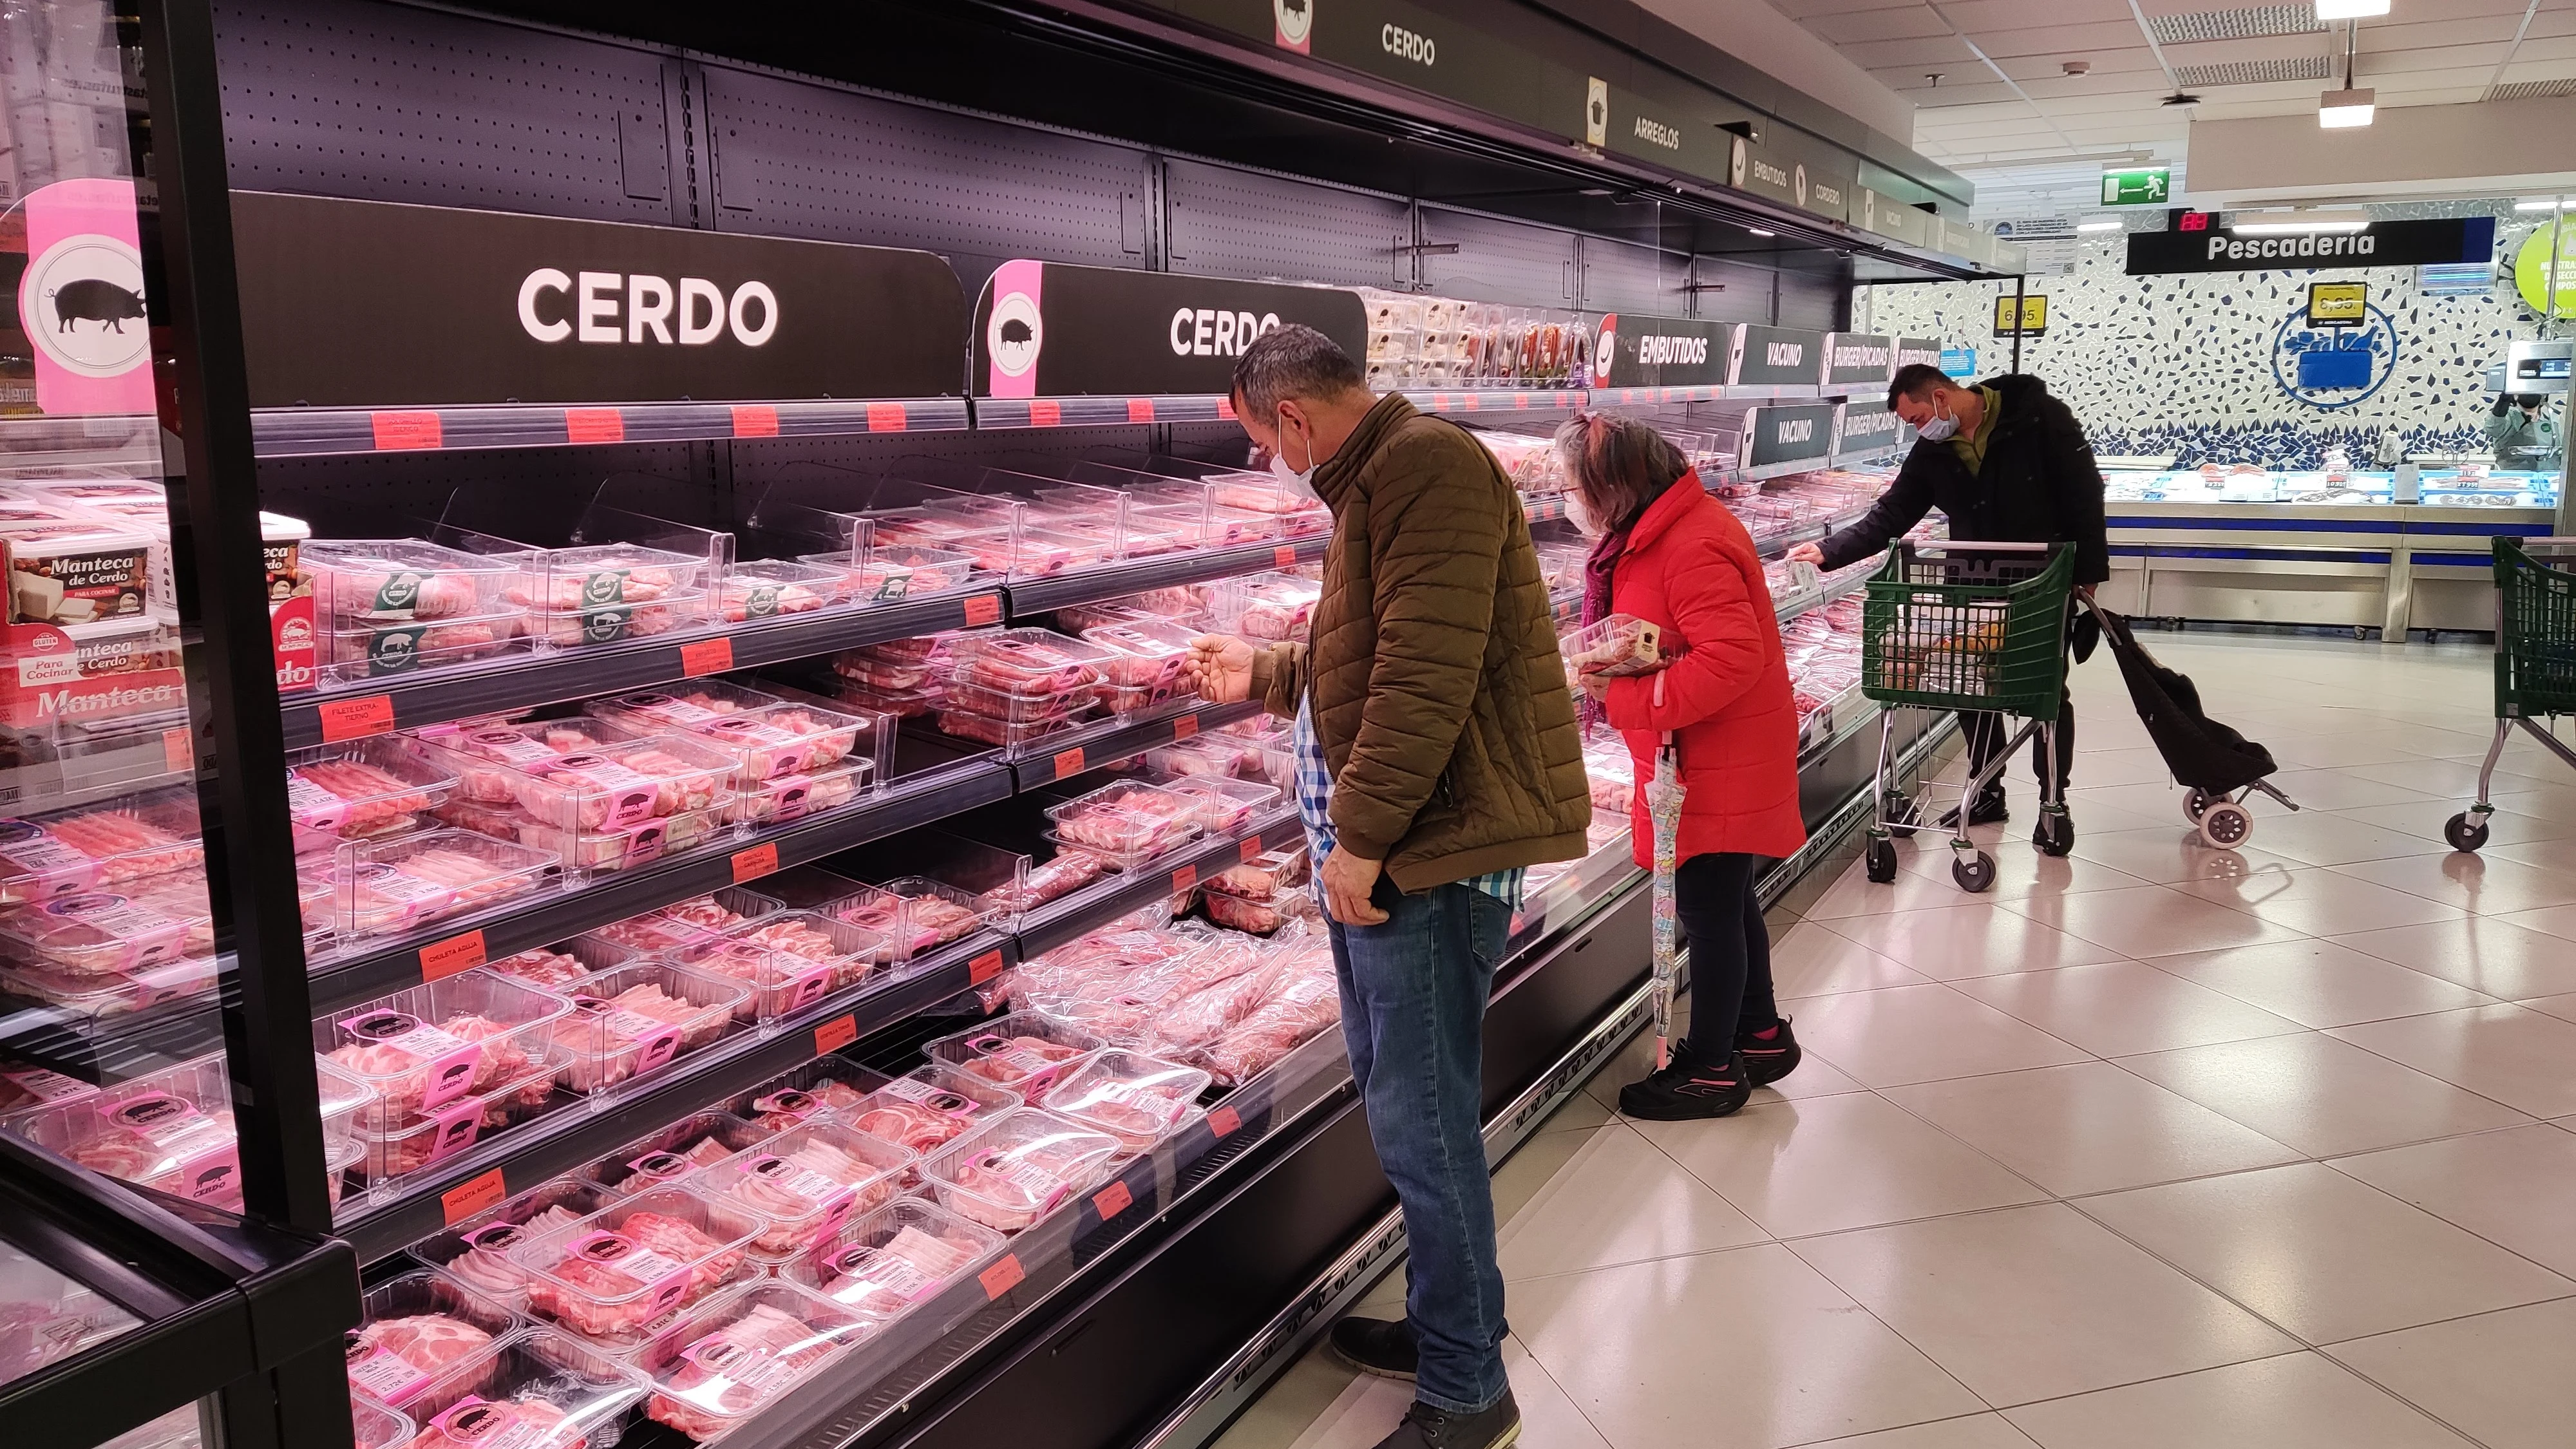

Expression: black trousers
xmin=1677 ymin=851 xmax=1778 ymax=1066
xmin=1961 ymin=689 xmax=2075 ymax=798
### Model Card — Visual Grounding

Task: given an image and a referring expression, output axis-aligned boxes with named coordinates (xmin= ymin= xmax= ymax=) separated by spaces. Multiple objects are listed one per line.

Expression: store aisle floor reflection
xmin=1213 ymin=631 xmax=2576 ymax=1449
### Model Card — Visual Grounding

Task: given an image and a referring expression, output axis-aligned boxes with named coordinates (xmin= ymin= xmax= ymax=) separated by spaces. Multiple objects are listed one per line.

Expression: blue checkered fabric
xmin=1293 ymin=697 xmax=1523 ymax=911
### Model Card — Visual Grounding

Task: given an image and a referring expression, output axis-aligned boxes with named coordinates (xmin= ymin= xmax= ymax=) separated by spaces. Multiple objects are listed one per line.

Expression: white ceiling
xmin=1769 ymin=0 xmax=2576 ymax=218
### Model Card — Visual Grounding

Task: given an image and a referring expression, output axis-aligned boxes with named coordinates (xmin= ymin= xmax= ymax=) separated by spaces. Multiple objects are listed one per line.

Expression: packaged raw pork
xmin=638 ymin=1283 xmax=875 ymax=1439
xmin=578 ymin=1111 xmax=777 ymax=1197
xmin=918 ymin=1109 xmax=1120 ymax=1233
xmin=286 ymin=740 xmax=459 ymax=852
xmin=1041 ymin=781 xmax=1201 ymax=864
xmin=413 ymin=1178 xmax=627 ymax=1312
xmin=332 ymin=832 xmax=562 ymax=940
xmin=552 ymin=963 xmax=748 ymax=1094
xmin=696 ymin=1121 xmax=914 ymax=1258
xmin=920 ymin=1012 xmax=1103 ymax=1095
xmin=1039 ymin=1050 xmax=1211 ymax=1153
xmin=787 ymin=1196 xmax=1003 ymax=1323
xmin=842 ymin=1067 xmax=1018 ymax=1155
xmin=393 ymin=1329 xmax=647 ymax=1449
xmin=1560 ymin=612 xmax=1663 ymax=679
xmin=343 ymin=1272 xmax=516 ymax=1410
xmin=0 ymin=786 xmax=202 ymax=905
xmin=510 ymin=1187 xmax=763 ymax=1347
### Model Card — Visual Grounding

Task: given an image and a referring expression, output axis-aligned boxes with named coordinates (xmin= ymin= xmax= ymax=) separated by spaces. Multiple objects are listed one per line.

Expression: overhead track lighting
xmin=2320 ymin=18 xmax=2373 ymax=126
xmin=2314 ymin=0 xmax=2389 ymax=18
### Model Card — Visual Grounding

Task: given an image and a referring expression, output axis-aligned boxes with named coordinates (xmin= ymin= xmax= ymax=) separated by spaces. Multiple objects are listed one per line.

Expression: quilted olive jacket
xmin=1250 ymin=393 xmax=1591 ymax=892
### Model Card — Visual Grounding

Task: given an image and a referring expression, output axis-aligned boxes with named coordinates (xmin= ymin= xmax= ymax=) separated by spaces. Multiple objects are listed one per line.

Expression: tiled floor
xmin=1210 ymin=631 xmax=2576 ymax=1449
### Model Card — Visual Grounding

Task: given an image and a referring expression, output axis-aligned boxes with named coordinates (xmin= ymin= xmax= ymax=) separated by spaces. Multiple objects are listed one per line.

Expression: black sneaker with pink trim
xmin=1737 ymin=1016 xmax=1803 ymax=1088
xmin=1616 ymin=1048 xmax=1754 ymax=1121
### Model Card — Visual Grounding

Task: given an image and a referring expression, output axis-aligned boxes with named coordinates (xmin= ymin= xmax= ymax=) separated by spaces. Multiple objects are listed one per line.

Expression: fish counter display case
xmin=2098 ymin=469 xmax=2562 ymax=636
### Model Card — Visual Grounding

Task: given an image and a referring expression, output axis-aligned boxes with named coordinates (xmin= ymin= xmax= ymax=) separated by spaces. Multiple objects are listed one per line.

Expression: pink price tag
xmin=567 ymin=1230 xmax=694 ymax=1316
xmin=418 ymin=1095 xmax=486 ymax=1168
xmin=620 ymin=819 xmax=670 ymax=869
xmin=631 ymin=1021 xmax=686 ymax=1075
xmin=751 ymin=1089 xmax=820 ymax=1123
xmin=104 ymin=1093 xmax=240 ymax=1204
xmin=628 ymin=1150 xmax=696 ymax=1184
xmin=780 ymin=958 xmax=835 ymax=1013
xmin=283 ymin=773 xmax=352 ymax=837
xmin=762 ymin=775 xmax=814 ymax=822
xmin=460 ymin=1220 xmax=528 ymax=1255
xmin=423 ymin=1398 xmax=567 ymax=1449
xmin=542 ymin=753 xmax=661 ymax=829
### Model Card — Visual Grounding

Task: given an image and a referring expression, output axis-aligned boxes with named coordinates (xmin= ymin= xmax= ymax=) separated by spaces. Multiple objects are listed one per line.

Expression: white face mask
xmin=1270 ymin=407 xmax=1318 ymax=497
xmin=1915 ymin=395 xmax=1960 ymax=442
xmin=1564 ymin=489 xmax=1604 ymax=538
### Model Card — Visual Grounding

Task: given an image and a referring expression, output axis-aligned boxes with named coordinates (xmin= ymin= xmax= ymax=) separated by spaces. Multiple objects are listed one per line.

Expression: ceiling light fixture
xmin=2313 ymin=0 xmax=2389 ymax=18
xmin=2319 ymin=18 xmax=2373 ymax=127
xmin=2515 ymin=198 xmax=2568 ymax=212
xmin=1747 ymin=227 xmax=1776 ymax=237
xmin=2077 ymin=221 xmax=2121 ymax=232
xmin=2232 ymin=208 xmax=2369 ymax=234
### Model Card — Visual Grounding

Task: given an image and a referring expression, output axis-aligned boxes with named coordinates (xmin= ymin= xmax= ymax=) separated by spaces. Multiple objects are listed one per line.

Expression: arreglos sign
xmin=229 ymin=192 xmax=967 ymax=408
xmin=2126 ymin=217 xmax=2495 ymax=276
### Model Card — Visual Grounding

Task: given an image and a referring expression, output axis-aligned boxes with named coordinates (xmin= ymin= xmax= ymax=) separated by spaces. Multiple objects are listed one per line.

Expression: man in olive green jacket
xmin=1190 ymin=325 xmax=1587 ymax=1449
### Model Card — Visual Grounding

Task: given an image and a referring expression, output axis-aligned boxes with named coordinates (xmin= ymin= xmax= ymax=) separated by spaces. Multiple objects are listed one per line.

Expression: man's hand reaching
xmin=1785 ymin=540 xmax=1824 ymax=567
xmin=1186 ymin=634 xmax=1256 ymax=703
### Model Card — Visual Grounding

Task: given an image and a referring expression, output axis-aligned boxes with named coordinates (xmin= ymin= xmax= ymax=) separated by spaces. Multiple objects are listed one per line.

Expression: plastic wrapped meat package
xmin=692 ymin=1120 xmax=914 ymax=1259
xmin=867 ymin=877 xmax=996 ymax=947
xmin=424 ymin=732 xmax=735 ymax=833
xmin=0 ymin=1250 xmax=135 ymax=1387
xmin=392 ymin=1329 xmax=647 ymax=1449
xmin=728 ymin=1063 xmax=875 ymax=1132
xmin=507 ymin=1187 xmax=764 ymax=1350
xmin=591 ymin=890 xmax=781 ymax=954
xmin=486 ymin=935 xmax=632 ymax=993
xmin=552 ymin=962 xmax=748 ymax=1095
xmin=1010 ymin=926 xmax=1209 ymax=1046
xmin=724 ymin=752 xmax=871 ymax=828
xmin=1160 ymin=775 xmax=1280 ymax=836
xmin=983 ymin=846 xmax=1107 ymax=914
xmin=1217 ymin=574 xmax=1321 ymax=643
xmin=316 ymin=970 xmax=569 ymax=1120
xmin=1042 ymin=781 xmax=1202 ymax=865
xmin=1039 ymin=1050 xmax=1211 ymax=1153
xmin=785 ymin=1196 xmax=1003 ymax=1324
xmin=588 ymin=681 xmax=781 ymax=733
xmin=497 ymin=801 xmax=728 ymax=878
xmin=1137 ymin=942 xmax=1284 ymax=1056
xmin=287 ymin=739 xmax=458 ymax=853
xmin=343 ymin=1271 xmax=518 ymax=1410
xmin=1079 ymin=618 xmax=1196 ymax=693
xmin=1142 ymin=735 xmax=1260 ymax=780
xmin=579 ymin=1112 xmax=778 ymax=1197
xmin=1190 ymin=941 xmax=1340 ymax=1086
xmin=0 ymin=869 xmax=215 ymax=993
xmin=305 ymin=540 xmax=530 ymax=687
xmin=503 ymin=544 xmax=713 ymax=650
xmin=361 ymin=1044 xmax=567 ymax=1185
xmin=414 ymin=1178 xmax=628 ymax=1312
xmin=821 ymin=544 xmax=976 ymax=603
xmin=2 ymin=1053 xmax=370 ymax=1212
xmin=331 ymin=832 xmax=562 ymax=940
xmin=935 ymin=628 xmax=1110 ymax=746
xmin=825 ymin=884 xmax=940 ymax=963
xmin=638 ymin=1282 xmax=876 ymax=1439
xmin=0 ymin=786 xmax=202 ymax=905
xmin=831 ymin=642 xmax=942 ymax=695
xmin=673 ymin=703 xmax=868 ymax=791
xmin=665 ymin=913 xmax=886 ymax=1021
xmin=918 ymin=1109 xmax=1121 ymax=1233
xmin=717 ymin=558 xmax=844 ymax=621
xmin=842 ymin=1066 xmax=1018 ymax=1155
xmin=920 ymin=1011 xmax=1103 ymax=1096
xmin=1561 ymin=613 xmax=1663 ymax=679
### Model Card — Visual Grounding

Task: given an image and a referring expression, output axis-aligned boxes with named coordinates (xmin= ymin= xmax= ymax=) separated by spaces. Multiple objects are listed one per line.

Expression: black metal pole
xmin=136 ymin=0 xmax=335 ymax=1235
xmin=2011 ymin=274 xmax=2026 ymax=373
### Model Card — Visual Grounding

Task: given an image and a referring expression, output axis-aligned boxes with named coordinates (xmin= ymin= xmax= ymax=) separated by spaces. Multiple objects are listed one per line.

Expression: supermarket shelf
xmin=305 ymin=755 xmax=1016 ymax=1016
xmin=1771 ymin=559 xmax=1871 ymax=624
xmin=275 ymin=588 xmax=1003 ymax=750
xmin=331 ymin=804 xmax=1305 ymax=1262
xmin=1003 ymin=699 xmax=1265 ymax=793
xmin=247 ymin=397 xmax=971 ymax=457
xmin=1403 ymin=388 xmax=1587 ymax=416
xmin=1016 ymin=805 xmax=1303 ymax=959
xmin=1756 ymin=502 xmax=1873 ymax=561
xmin=1832 ymin=444 xmax=1904 ymax=469
xmin=1005 ymin=533 xmax=1329 ymax=616
xmin=0 ymin=733 xmax=189 ymax=816
xmin=971 ymin=395 xmax=1236 ymax=429
xmin=1585 ymin=383 xmax=1821 ymax=406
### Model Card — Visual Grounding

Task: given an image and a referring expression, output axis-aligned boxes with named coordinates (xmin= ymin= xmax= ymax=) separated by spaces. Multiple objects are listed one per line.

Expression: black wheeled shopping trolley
xmin=1860 ymin=540 xmax=2076 ymax=893
xmin=2447 ymin=536 xmax=2576 ymax=852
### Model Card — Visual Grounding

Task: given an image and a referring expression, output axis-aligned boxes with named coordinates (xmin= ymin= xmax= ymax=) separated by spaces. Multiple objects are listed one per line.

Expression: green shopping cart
xmin=1861 ymin=540 xmax=2077 ymax=893
xmin=2446 ymin=536 xmax=2576 ymax=852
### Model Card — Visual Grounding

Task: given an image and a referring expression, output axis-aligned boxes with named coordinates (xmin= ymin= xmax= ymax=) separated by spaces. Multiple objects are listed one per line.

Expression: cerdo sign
xmin=229 ymin=193 xmax=967 ymax=408
xmin=973 ymin=260 xmax=1367 ymax=398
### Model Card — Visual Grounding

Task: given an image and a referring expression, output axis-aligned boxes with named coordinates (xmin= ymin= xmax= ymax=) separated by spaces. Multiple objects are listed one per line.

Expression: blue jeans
xmin=1329 ymin=876 xmax=1513 ymax=1414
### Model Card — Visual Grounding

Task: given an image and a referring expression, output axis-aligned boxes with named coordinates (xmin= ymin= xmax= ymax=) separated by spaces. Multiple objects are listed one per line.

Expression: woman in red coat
xmin=1558 ymin=413 xmax=1808 ymax=1120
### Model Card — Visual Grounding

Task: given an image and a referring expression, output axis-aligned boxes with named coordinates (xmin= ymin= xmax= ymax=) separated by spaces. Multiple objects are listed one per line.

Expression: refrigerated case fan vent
xmin=2171 ymin=55 xmax=2336 ymax=88
xmin=2145 ymin=5 xmax=2324 ymax=44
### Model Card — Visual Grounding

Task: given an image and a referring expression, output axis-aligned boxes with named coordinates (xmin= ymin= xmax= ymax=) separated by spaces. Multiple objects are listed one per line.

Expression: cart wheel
xmin=1952 ymin=851 xmax=1997 ymax=893
xmin=1866 ymin=837 xmax=1899 ymax=883
xmin=2199 ymin=802 xmax=2253 ymax=850
xmin=1884 ymin=791 xmax=1918 ymax=840
xmin=2444 ymin=813 xmax=2490 ymax=853
xmin=2033 ymin=811 xmax=2076 ymax=857
xmin=2182 ymin=788 xmax=2213 ymax=824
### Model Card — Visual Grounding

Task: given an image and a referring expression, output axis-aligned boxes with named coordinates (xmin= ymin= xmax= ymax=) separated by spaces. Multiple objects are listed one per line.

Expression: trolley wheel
xmin=2198 ymin=802 xmax=2253 ymax=850
xmin=2182 ymin=788 xmax=2214 ymax=824
xmin=1884 ymin=791 xmax=1919 ymax=840
xmin=1952 ymin=851 xmax=1997 ymax=893
xmin=2444 ymin=813 xmax=2490 ymax=853
xmin=2033 ymin=811 xmax=2076 ymax=858
xmin=1866 ymin=837 xmax=1899 ymax=884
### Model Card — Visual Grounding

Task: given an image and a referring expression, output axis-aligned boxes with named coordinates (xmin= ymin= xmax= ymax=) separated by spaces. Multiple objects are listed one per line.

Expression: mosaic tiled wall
xmin=1856 ymin=225 xmax=2560 ymax=469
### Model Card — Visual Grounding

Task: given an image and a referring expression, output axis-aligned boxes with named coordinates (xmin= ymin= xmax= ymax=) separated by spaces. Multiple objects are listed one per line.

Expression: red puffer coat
xmin=1598 ymin=475 xmax=1808 ymax=865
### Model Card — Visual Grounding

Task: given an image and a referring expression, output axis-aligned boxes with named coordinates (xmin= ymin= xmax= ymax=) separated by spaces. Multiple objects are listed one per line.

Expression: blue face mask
xmin=1915 ymin=396 xmax=1960 ymax=442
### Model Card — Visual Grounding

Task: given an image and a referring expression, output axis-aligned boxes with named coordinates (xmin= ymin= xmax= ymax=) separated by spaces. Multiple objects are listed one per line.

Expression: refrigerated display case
xmin=3 ymin=3 xmax=1969 ymax=1447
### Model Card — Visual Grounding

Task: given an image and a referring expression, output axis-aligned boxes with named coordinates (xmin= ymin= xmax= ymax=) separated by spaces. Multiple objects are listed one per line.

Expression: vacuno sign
xmin=229 ymin=192 xmax=965 ymax=408
xmin=1747 ymin=402 xmax=1838 ymax=467
xmin=2126 ymin=216 xmax=2496 ymax=276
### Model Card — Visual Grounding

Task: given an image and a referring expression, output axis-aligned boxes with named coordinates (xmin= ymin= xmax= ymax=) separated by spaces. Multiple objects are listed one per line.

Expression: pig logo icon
xmin=987 ymin=290 xmax=1043 ymax=379
xmin=52 ymin=278 xmax=144 ymax=333
xmin=21 ymin=234 xmax=150 ymax=381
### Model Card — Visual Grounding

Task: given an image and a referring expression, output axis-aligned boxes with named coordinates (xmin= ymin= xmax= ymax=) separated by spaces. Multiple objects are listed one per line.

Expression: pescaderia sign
xmin=2126 ymin=217 xmax=2496 ymax=276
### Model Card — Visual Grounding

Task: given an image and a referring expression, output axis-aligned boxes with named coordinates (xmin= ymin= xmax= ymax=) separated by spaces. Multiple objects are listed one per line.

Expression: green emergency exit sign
xmin=2101 ymin=167 xmax=2171 ymax=206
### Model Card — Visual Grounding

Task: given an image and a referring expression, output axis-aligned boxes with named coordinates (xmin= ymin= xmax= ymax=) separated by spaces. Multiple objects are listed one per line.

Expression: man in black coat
xmin=1788 ymin=364 xmax=2108 ymax=829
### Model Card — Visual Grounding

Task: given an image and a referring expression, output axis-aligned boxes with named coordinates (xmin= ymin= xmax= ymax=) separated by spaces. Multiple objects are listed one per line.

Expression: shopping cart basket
xmin=1860 ymin=540 xmax=2075 ymax=893
xmin=2446 ymin=536 xmax=2576 ymax=852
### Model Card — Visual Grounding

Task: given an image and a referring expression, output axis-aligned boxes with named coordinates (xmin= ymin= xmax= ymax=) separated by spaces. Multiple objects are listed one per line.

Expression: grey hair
xmin=1231 ymin=323 xmax=1367 ymax=417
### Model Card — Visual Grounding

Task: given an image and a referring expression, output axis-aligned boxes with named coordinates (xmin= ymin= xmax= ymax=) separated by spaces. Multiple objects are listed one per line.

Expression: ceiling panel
xmin=1803 ymin=8 xmax=1953 ymax=43
xmin=1839 ymin=34 xmax=1987 ymax=68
